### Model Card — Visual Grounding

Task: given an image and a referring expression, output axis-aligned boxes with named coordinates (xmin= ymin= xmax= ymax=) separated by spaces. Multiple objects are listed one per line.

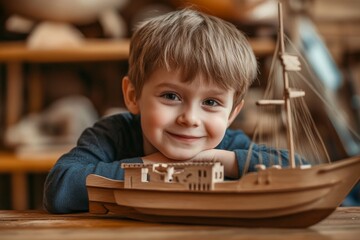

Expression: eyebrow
xmin=156 ymin=82 xmax=230 ymax=95
xmin=155 ymin=82 xmax=181 ymax=89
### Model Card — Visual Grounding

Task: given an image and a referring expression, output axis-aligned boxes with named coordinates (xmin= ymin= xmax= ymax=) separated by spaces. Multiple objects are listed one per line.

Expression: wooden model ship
xmin=86 ymin=3 xmax=360 ymax=228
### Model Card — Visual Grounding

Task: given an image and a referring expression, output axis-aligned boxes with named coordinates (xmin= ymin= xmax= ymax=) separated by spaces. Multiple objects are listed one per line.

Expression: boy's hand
xmin=142 ymin=152 xmax=187 ymax=164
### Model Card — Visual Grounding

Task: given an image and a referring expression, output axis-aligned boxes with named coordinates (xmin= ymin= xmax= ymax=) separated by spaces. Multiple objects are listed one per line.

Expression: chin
xmin=163 ymin=151 xmax=196 ymax=161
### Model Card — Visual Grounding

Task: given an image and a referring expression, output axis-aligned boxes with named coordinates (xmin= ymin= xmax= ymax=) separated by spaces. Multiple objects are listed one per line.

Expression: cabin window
xmin=141 ymin=168 xmax=149 ymax=182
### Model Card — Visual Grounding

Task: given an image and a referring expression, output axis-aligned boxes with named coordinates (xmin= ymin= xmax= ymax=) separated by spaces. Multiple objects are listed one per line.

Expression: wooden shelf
xmin=0 ymin=39 xmax=130 ymax=63
xmin=249 ymin=38 xmax=276 ymax=57
xmin=0 ymin=153 xmax=57 ymax=173
xmin=0 ymin=37 xmax=274 ymax=63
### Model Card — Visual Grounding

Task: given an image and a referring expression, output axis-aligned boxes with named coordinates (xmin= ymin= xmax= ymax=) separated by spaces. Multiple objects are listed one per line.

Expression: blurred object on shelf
xmin=0 ymin=0 xmax=129 ymax=49
xmin=309 ymin=0 xmax=360 ymax=21
xmin=26 ymin=21 xmax=84 ymax=50
xmin=171 ymin=0 xmax=278 ymax=23
xmin=4 ymin=14 xmax=34 ymax=34
xmin=119 ymin=0 xmax=176 ymax=37
xmin=5 ymin=95 xmax=98 ymax=159
xmin=0 ymin=0 xmax=128 ymax=23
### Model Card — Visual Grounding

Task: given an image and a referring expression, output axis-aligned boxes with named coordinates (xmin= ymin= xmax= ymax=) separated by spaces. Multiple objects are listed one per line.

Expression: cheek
xmin=140 ymin=103 xmax=172 ymax=135
xmin=205 ymin=116 xmax=229 ymax=142
xmin=143 ymin=112 xmax=165 ymax=130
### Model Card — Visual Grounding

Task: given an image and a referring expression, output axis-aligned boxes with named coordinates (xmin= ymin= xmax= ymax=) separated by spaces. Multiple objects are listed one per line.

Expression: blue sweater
xmin=43 ymin=112 xmax=290 ymax=213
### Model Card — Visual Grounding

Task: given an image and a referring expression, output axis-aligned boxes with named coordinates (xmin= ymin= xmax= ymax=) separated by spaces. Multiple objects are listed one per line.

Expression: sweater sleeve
xmin=218 ymin=129 xmax=293 ymax=179
xmin=43 ymin=113 xmax=143 ymax=213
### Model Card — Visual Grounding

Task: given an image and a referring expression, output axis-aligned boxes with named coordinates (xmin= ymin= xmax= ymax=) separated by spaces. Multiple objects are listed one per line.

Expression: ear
xmin=122 ymin=76 xmax=140 ymax=114
xmin=227 ymin=100 xmax=244 ymax=126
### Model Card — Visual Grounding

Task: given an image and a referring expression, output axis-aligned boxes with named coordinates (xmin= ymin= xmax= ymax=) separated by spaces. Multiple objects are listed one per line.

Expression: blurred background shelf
xmin=0 ymin=152 xmax=57 ymax=211
xmin=0 ymin=39 xmax=131 ymax=129
xmin=0 ymin=39 xmax=130 ymax=62
xmin=0 ymin=38 xmax=275 ymax=129
xmin=0 ymin=37 xmax=275 ymax=211
xmin=0 ymin=153 xmax=57 ymax=172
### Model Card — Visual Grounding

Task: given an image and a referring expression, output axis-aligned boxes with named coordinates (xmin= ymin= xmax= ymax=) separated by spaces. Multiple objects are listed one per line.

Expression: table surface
xmin=0 ymin=207 xmax=359 ymax=240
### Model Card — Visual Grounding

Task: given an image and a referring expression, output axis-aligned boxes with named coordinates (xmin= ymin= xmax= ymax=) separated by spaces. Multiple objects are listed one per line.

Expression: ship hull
xmin=88 ymin=202 xmax=334 ymax=228
xmin=86 ymin=156 xmax=360 ymax=228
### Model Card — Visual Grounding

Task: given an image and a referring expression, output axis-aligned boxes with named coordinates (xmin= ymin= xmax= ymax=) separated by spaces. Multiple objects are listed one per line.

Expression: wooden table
xmin=0 ymin=207 xmax=359 ymax=240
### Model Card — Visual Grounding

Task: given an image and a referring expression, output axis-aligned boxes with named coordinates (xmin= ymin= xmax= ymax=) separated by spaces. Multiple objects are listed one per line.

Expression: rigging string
xmin=285 ymin=35 xmax=360 ymax=142
xmin=280 ymin=38 xmax=330 ymax=164
xmin=244 ymin=33 xmax=337 ymax=174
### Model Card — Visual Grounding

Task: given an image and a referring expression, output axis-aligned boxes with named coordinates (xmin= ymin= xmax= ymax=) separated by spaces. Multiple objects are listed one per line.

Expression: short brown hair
xmin=128 ymin=8 xmax=257 ymax=108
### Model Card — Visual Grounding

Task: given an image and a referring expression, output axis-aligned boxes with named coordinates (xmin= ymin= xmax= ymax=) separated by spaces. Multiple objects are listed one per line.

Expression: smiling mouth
xmin=166 ymin=132 xmax=202 ymax=142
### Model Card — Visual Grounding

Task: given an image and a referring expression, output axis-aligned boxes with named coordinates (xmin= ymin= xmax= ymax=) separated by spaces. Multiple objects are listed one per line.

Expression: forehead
xmin=142 ymin=68 xmax=236 ymax=100
xmin=147 ymin=67 xmax=231 ymax=91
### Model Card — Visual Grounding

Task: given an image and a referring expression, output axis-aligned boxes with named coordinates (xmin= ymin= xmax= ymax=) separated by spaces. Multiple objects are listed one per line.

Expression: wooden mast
xmin=278 ymin=2 xmax=295 ymax=168
xmin=257 ymin=2 xmax=303 ymax=168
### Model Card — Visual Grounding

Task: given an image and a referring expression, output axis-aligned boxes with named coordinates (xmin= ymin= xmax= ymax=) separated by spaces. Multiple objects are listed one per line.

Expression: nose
xmin=176 ymin=106 xmax=201 ymax=127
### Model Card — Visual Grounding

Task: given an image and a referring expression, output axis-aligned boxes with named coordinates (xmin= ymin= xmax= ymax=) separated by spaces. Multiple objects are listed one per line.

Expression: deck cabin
xmin=121 ymin=161 xmax=224 ymax=191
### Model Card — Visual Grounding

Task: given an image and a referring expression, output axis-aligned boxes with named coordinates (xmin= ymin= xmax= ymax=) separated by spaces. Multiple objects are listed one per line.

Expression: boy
xmin=44 ymin=8 xmax=289 ymax=213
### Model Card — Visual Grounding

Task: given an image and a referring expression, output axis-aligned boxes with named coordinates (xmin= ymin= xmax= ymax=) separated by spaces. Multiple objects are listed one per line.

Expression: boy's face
xmin=124 ymin=68 xmax=242 ymax=160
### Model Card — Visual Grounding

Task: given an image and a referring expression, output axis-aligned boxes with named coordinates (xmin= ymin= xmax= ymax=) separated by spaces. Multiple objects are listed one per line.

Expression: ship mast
xmin=257 ymin=2 xmax=304 ymax=168
xmin=278 ymin=3 xmax=295 ymax=168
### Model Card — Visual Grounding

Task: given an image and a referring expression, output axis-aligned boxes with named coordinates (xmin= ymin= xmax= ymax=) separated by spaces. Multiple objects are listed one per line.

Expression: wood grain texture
xmin=0 ymin=208 xmax=359 ymax=240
